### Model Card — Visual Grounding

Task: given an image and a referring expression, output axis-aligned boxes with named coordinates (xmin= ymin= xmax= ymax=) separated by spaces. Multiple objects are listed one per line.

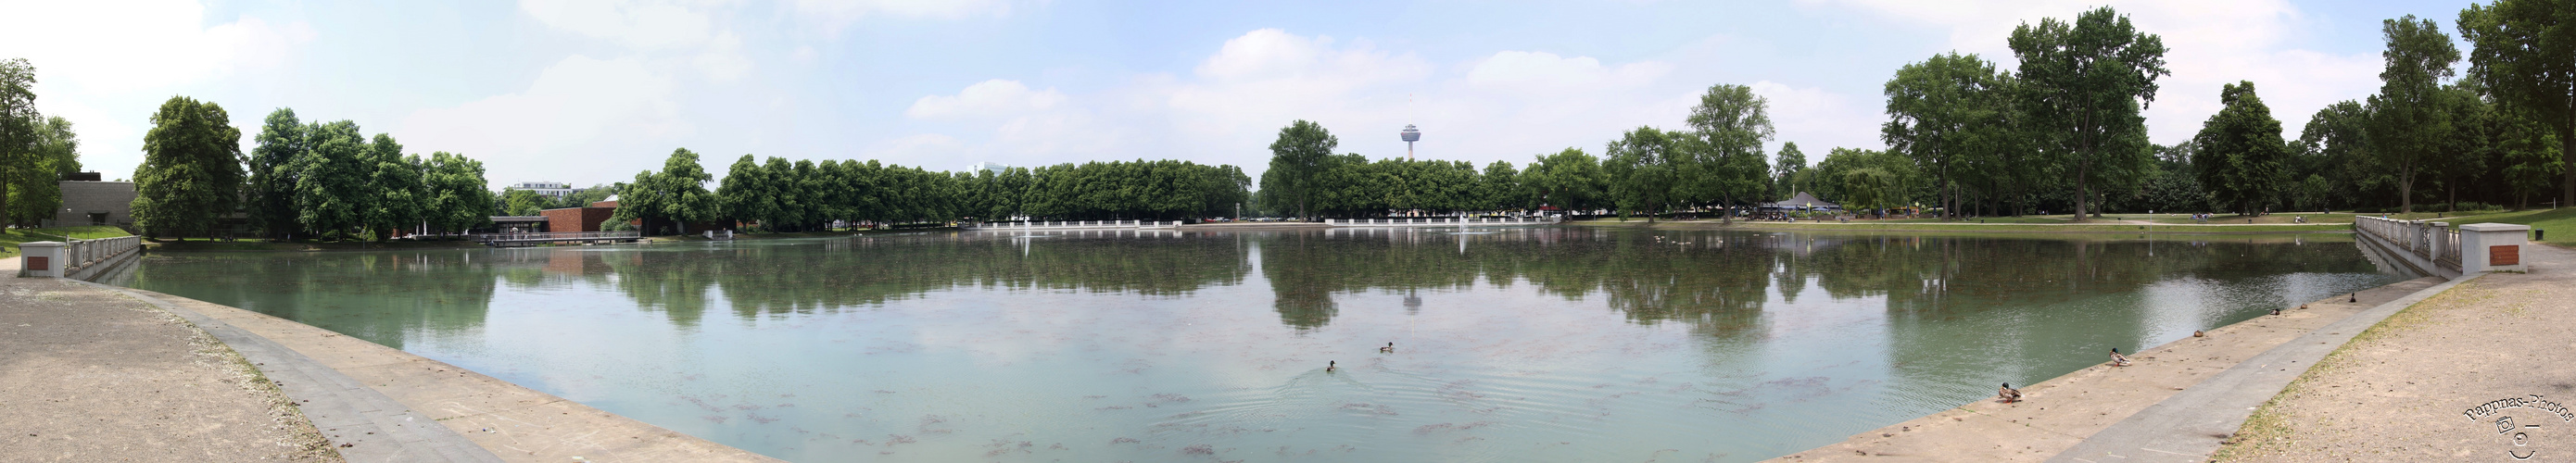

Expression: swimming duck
xmin=1326 ymin=360 xmax=1337 ymax=372
xmin=1380 ymin=343 xmax=1394 ymax=354
xmin=2110 ymin=348 xmax=2133 ymax=367
xmin=1997 ymin=382 xmax=2022 ymax=403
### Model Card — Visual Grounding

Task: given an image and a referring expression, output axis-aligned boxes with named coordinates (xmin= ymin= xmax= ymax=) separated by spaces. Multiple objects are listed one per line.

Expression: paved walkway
xmin=1772 ymin=275 xmax=2448 ymax=462
xmin=99 ymin=285 xmax=779 ymax=463
xmin=2215 ymin=244 xmax=2576 ymax=461
xmin=0 ymin=259 xmax=337 ymax=462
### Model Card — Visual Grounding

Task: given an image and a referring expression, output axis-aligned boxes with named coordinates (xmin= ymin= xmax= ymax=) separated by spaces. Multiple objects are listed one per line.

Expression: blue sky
xmin=2 ymin=0 xmax=2472 ymax=188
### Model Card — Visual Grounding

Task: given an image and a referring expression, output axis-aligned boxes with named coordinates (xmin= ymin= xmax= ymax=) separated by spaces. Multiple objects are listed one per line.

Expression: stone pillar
xmin=2458 ymin=223 xmax=2532 ymax=273
xmin=18 ymin=241 xmax=65 ymax=278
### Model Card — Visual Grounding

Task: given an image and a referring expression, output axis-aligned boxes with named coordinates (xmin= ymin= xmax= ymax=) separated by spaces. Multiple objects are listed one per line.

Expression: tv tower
xmin=1400 ymin=124 xmax=1421 ymax=160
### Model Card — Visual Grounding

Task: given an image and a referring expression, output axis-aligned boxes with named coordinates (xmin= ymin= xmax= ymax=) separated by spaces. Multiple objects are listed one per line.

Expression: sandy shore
xmin=2215 ymin=244 xmax=2576 ymax=461
xmin=1770 ymin=275 xmax=2445 ymax=462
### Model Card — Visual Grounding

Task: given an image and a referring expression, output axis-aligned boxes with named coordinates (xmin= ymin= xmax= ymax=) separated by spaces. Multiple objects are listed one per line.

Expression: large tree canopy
xmin=2368 ymin=15 xmax=2463 ymax=214
xmin=2192 ymin=81 xmax=2292 ymax=214
xmin=1884 ymin=52 xmax=2012 ymax=219
xmin=1684 ymin=83 xmax=1775 ymax=221
xmin=2459 ymin=0 xmax=2576 ymax=206
xmin=2008 ymin=6 xmax=2168 ymax=220
xmin=1258 ymin=120 xmax=1337 ymax=219
xmin=132 ymin=96 xmax=246 ymax=239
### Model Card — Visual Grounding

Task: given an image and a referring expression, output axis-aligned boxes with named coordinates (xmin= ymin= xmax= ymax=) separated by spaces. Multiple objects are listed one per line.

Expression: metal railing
xmin=979 ymin=219 xmax=1180 ymax=230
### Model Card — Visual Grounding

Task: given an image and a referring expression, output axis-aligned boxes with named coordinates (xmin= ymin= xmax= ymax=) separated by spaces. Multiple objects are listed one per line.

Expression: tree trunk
xmin=2074 ymin=159 xmax=2090 ymax=222
xmin=2399 ymin=169 xmax=2414 ymax=214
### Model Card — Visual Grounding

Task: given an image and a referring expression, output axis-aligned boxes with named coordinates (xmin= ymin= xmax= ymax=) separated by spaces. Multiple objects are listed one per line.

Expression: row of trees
xmin=1251 ymin=4 xmax=2565 ymax=220
xmin=127 ymin=103 xmax=497 ymax=240
xmin=609 ymin=149 xmax=1253 ymax=234
xmin=0 ymin=58 xmax=84 ymax=228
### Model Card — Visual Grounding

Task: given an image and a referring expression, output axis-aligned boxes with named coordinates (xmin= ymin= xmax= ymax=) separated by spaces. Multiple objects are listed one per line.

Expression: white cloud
xmin=1466 ymin=51 xmax=1672 ymax=92
xmin=905 ymin=80 xmax=1067 ymax=119
xmin=398 ymin=56 xmax=688 ymax=185
xmin=0 ymin=0 xmax=312 ymax=181
xmin=789 ymin=0 xmax=1013 ymax=37
xmin=1803 ymin=0 xmax=2378 ymax=143
xmin=1751 ymin=81 xmax=1882 ymax=156
xmin=517 ymin=0 xmax=717 ymax=50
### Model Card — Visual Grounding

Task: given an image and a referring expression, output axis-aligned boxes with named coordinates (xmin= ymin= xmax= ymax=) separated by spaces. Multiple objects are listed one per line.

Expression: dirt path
xmin=0 ymin=262 xmax=338 ymax=462
xmin=1770 ymin=276 xmax=2444 ymax=462
xmin=2216 ymin=244 xmax=2576 ymax=462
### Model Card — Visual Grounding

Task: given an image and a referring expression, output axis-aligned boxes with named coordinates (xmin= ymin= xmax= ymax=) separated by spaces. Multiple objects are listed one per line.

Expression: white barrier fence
xmin=2354 ymin=216 xmax=2529 ymax=276
xmin=16 ymin=235 xmax=143 ymax=279
xmin=980 ymin=219 xmax=1181 ymax=230
xmin=1325 ymin=217 xmax=1560 ymax=227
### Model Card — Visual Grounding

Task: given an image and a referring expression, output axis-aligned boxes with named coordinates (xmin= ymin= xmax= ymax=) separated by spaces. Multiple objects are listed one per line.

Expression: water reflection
xmin=110 ymin=229 xmax=2399 ymax=462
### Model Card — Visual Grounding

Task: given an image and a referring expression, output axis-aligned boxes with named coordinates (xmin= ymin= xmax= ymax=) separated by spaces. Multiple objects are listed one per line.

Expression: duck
xmin=2193 ymin=331 xmax=2205 ymax=337
xmin=1326 ymin=360 xmax=1337 ymax=372
xmin=1997 ymin=382 xmax=2022 ymax=403
xmin=2110 ymin=348 xmax=2133 ymax=367
xmin=1380 ymin=343 xmax=1395 ymax=354
xmin=2299 ymin=304 xmax=2309 ymax=310
xmin=2349 ymin=294 xmax=2357 ymax=303
xmin=2270 ymin=307 xmax=2281 ymax=316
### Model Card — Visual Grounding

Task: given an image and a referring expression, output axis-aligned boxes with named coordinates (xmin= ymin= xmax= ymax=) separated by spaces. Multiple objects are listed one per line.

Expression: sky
xmin=0 ymin=0 xmax=2479 ymax=189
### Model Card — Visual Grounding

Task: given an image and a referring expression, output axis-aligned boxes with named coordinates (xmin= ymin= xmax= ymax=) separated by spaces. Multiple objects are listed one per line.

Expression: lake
xmin=106 ymin=227 xmax=2403 ymax=462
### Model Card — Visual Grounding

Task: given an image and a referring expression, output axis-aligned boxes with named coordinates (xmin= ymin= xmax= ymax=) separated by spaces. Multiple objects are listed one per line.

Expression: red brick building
xmin=540 ymin=200 xmax=620 ymax=232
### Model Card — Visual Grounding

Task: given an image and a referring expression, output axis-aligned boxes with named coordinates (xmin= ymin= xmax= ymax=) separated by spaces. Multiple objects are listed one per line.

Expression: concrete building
xmin=968 ymin=162 xmax=1010 ymax=175
xmin=52 ymin=175 xmax=135 ymax=227
xmin=509 ymin=181 xmax=582 ymax=198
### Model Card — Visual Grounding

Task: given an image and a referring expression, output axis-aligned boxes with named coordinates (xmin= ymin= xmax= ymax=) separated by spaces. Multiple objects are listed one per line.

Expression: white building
xmin=510 ymin=181 xmax=581 ymax=198
xmin=967 ymin=162 xmax=1010 ymax=175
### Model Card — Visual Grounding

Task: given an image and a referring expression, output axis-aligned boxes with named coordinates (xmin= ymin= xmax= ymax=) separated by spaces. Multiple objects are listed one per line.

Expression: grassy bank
xmin=2424 ymin=207 xmax=2576 ymax=246
xmin=1 ymin=226 xmax=135 ymax=258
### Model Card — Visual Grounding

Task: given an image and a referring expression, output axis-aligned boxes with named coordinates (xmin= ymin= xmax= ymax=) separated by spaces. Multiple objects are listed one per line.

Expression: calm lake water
xmin=108 ymin=228 xmax=2402 ymax=462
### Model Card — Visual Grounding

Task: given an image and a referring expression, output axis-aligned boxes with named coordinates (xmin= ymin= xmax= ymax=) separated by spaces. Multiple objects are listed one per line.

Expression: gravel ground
xmin=2217 ymin=244 xmax=2576 ymax=462
xmin=0 ymin=273 xmax=338 ymax=462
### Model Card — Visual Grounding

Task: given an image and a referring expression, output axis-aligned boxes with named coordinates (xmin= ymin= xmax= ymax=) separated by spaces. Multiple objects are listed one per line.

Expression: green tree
xmin=246 ymin=108 xmax=309 ymax=237
xmin=1604 ymin=126 xmax=1679 ymax=220
xmin=132 ymin=96 xmax=246 ymax=239
xmin=499 ymin=188 xmax=546 ymax=216
xmin=422 ymin=152 xmax=493 ymax=233
xmin=1773 ymin=142 xmax=1808 ymax=198
xmin=291 ymin=121 xmax=371 ymax=239
xmin=1481 ymin=160 xmax=1524 ymax=211
xmin=716 ymin=155 xmax=775 ymax=229
xmin=7 ymin=116 xmax=77 ymax=225
xmin=1840 ymin=168 xmax=1900 ymax=216
xmin=1684 ymin=83 xmax=1775 ymax=222
xmin=2458 ymin=0 xmax=2576 ymax=206
xmin=2369 ymin=15 xmax=2462 ymax=214
xmin=2191 ymin=81 xmax=2292 ymax=214
xmin=1524 ymin=147 xmax=1607 ymax=216
xmin=1884 ymin=52 xmax=2011 ymax=219
xmin=360 ymin=134 xmax=423 ymax=239
xmin=611 ymin=148 xmax=717 ymax=234
xmin=1259 ymin=120 xmax=1337 ymax=219
xmin=0 ymin=57 xmax=43 ymax=228
xmin=2008 ymin=6 xmax=2169 ymax=220
xmin=2297 ymin=101 xmax=2387 ymax=209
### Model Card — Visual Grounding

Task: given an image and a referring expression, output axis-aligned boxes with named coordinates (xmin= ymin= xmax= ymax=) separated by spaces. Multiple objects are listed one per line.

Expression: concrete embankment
xmin=1771 ymin=275 xmax=2453 ymax=462
xmin=2214 ymin=244 xmax=2576 ymax=462
xmin=0 ymin=259 xmax=337 ymax=462
xmin=74 ymin=282 xmax=782 ymax=463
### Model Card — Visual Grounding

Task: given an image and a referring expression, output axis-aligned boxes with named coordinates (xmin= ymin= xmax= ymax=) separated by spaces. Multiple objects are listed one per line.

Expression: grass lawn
xmin=2430 ymin=207 xmax=2576 ymax=246
xmin=1 ymin=226 xmax=135 ymax=259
